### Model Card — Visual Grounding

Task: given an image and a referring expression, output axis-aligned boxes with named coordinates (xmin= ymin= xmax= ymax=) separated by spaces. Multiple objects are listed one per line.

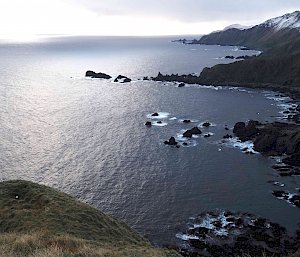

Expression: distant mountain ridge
xmin=195 ymin=11 xmax=300 ymax=51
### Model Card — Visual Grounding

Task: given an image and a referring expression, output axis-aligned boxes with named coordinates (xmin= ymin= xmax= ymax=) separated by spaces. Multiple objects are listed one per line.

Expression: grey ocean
xmin=0 ymin=36 xmax=298 ymax=245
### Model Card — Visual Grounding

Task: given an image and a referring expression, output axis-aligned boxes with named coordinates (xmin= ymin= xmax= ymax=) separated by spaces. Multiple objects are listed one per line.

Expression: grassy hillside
xmin=0 ymin=180 xmax=180 ymax=257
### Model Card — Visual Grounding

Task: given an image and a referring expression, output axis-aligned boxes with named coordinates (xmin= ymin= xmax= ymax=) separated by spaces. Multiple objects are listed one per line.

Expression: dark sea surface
xmin=0 ymin=36 xmax=298 ymax=245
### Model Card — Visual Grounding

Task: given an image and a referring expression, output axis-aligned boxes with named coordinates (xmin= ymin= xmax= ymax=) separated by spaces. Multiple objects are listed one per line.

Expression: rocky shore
xmin=177 ymin=210 xmax=300 ymax=257
xmin=232 ymin=120 xmax=300 ymax=167
xmin=151 ymin=72 xmax=300 ymax=99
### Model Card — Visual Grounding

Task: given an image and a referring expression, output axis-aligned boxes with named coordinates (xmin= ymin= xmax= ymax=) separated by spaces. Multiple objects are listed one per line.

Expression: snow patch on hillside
xmin=262 ymin=11 xmax=300 ymax=31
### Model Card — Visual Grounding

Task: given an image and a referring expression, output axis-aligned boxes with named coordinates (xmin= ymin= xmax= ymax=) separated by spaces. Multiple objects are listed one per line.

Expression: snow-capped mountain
xmin=196 ymin=11 xmax=300 ymax=49
xmin=223 ymin=24 xmax=253 ymax=31
xmin=260 ymin=11 xmax=300 ymax=31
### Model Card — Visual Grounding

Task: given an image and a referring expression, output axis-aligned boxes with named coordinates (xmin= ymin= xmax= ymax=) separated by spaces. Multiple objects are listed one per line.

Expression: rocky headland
xmin=153 ymin=11 xmax=300 ymax=99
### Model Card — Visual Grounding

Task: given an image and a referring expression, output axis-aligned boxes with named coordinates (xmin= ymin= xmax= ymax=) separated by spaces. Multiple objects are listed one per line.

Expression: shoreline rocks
xmin=233 ymin=121 xmax=300 ymax=167
xmin=177 ymin=210 xmax=300 ymax=257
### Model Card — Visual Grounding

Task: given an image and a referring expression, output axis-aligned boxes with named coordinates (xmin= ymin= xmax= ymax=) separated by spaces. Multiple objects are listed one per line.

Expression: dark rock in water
xmin=183 ymin=127 xmax=202 ymax=138
xmin=157 ymin=121 xmax=162 ymax=124
xmin=183 ymin=119 xmax=191 ymax=123
xmin=164 ymin=137 xmax=178 ymax=146
xmin=114 ymin=75 xmax=132 ymax=83
xmin=233 ymin=120 xmax=259 ymax=142
xmin=223 ymin=134 xmax=233 ymax=139
xmin=225 ymin=55 xmax=235 ymax=59
xmin=272 ymin=190 xmax=287 ymax=198
xmin=290 ymin=195 xmax=300 ymax=207
xmin=143 ymin=76 xmax=149 ymax=80
xmin=202 ymin=122 xmax=211 ymax=127
xmin=296 ymin=105 xmax=300 ymax=112
xmin=152 ymin=112 xmax=159 ymax=117
xmin=204 ymin=134 xmax=211 ymax=138
xmin=85 ymin=70 xmax=112 ymax=79
xmin=178 ymin=82 xmax=185 ymax=87
xmin=225 ymin=127 xmax=229 ymax=131
xmin=145 ymin=121 xmax=152 ymax=126
xmin=183 ymin=142 xmax=188 ymax=146
xmin=272 ymin=190 xmax=300 ymax=208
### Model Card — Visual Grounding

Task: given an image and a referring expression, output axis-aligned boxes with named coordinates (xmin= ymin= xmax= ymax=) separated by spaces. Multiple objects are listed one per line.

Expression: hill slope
xmin=195 ymin=11 xmax=300 ymax=51
xmin=0 ymin=180 xmax=180 ymax=257
xmin=192 ymin=11 xmax=300 ymax=94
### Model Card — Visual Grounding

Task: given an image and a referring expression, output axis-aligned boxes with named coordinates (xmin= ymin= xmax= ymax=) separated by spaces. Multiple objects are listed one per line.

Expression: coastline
xmin=150 ymin=72 xmax=300 ymax=100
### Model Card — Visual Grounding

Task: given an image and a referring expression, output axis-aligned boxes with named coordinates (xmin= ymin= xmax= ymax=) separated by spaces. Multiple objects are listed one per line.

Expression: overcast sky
xmin=0 ymin=0 xmax=299 ymax=40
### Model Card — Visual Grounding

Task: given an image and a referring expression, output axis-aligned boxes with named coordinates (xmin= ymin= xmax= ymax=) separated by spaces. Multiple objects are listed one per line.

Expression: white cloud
xmin=0 ymin=0 xmax=299 ymax=39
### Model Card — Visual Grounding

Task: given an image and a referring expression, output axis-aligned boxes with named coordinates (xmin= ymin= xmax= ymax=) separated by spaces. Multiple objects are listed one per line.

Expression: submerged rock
xmin=183 ymin=119 xmax=191 ymax=123
xmin=178 ymin=82 xmax=185 ymax=87
xmin=223 ymin=134 xmax=232 ymax=139
xmin=145 ymin=121 xmax=152 ymax=126
xmin=85 ymin=70 xmax=112 ymax=79
xmin=151 ymin=112 xmax=159 ymax=117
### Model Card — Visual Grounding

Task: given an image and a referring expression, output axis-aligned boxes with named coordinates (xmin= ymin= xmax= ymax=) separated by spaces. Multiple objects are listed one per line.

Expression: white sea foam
xmin=176 ymin=233 xmax=199 ymax=241
xmin=169 ymin=117 xmax=177 ymax=120
xmin=273 ymin=181 xmax=285 ymax=187
xmin=179 ymin=119 xmax=199 ymax=123
xmin=175 ymin=132 xmax=198 ymax=147
xmin=152 ymin=121 xmax=168 ymax=127
xmin=222 ymin=137 xmax=258 ymax=154
xmin=198 ymin=122 xmax=216 ymax=128
xmin=146 ymin=112 xmax=170 ymax=119
xmin=203 ymin=132 xmax=214 ymax=137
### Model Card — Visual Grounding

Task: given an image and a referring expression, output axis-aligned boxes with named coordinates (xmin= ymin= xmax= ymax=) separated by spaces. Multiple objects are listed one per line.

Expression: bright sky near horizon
xmin=0 ymin=0 xmax=299 ymax=40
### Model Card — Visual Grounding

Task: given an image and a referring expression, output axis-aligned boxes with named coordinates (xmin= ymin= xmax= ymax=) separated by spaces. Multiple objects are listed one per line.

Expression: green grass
xmin=0 ymin=180 xmax=180 ymax=257
xmin=0 ymin=180 xmax=298 ymax=257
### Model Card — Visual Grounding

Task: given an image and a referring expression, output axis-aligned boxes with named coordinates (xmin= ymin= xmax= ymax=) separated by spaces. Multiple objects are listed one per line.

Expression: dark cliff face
xmin=197 ymin=27 xmax=300 ymax=52
xmin=198 ymin=52 xmax=300 ymax=89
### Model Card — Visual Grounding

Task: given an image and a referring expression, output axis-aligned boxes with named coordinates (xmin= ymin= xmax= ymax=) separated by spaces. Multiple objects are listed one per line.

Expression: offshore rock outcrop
xmin=85 ymin=70 xmax=112 ymax=79
xmin=183 ymin=127 xmax=202 ymax=138
xmin=114 ymin=75 xmax=132 ymax=83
